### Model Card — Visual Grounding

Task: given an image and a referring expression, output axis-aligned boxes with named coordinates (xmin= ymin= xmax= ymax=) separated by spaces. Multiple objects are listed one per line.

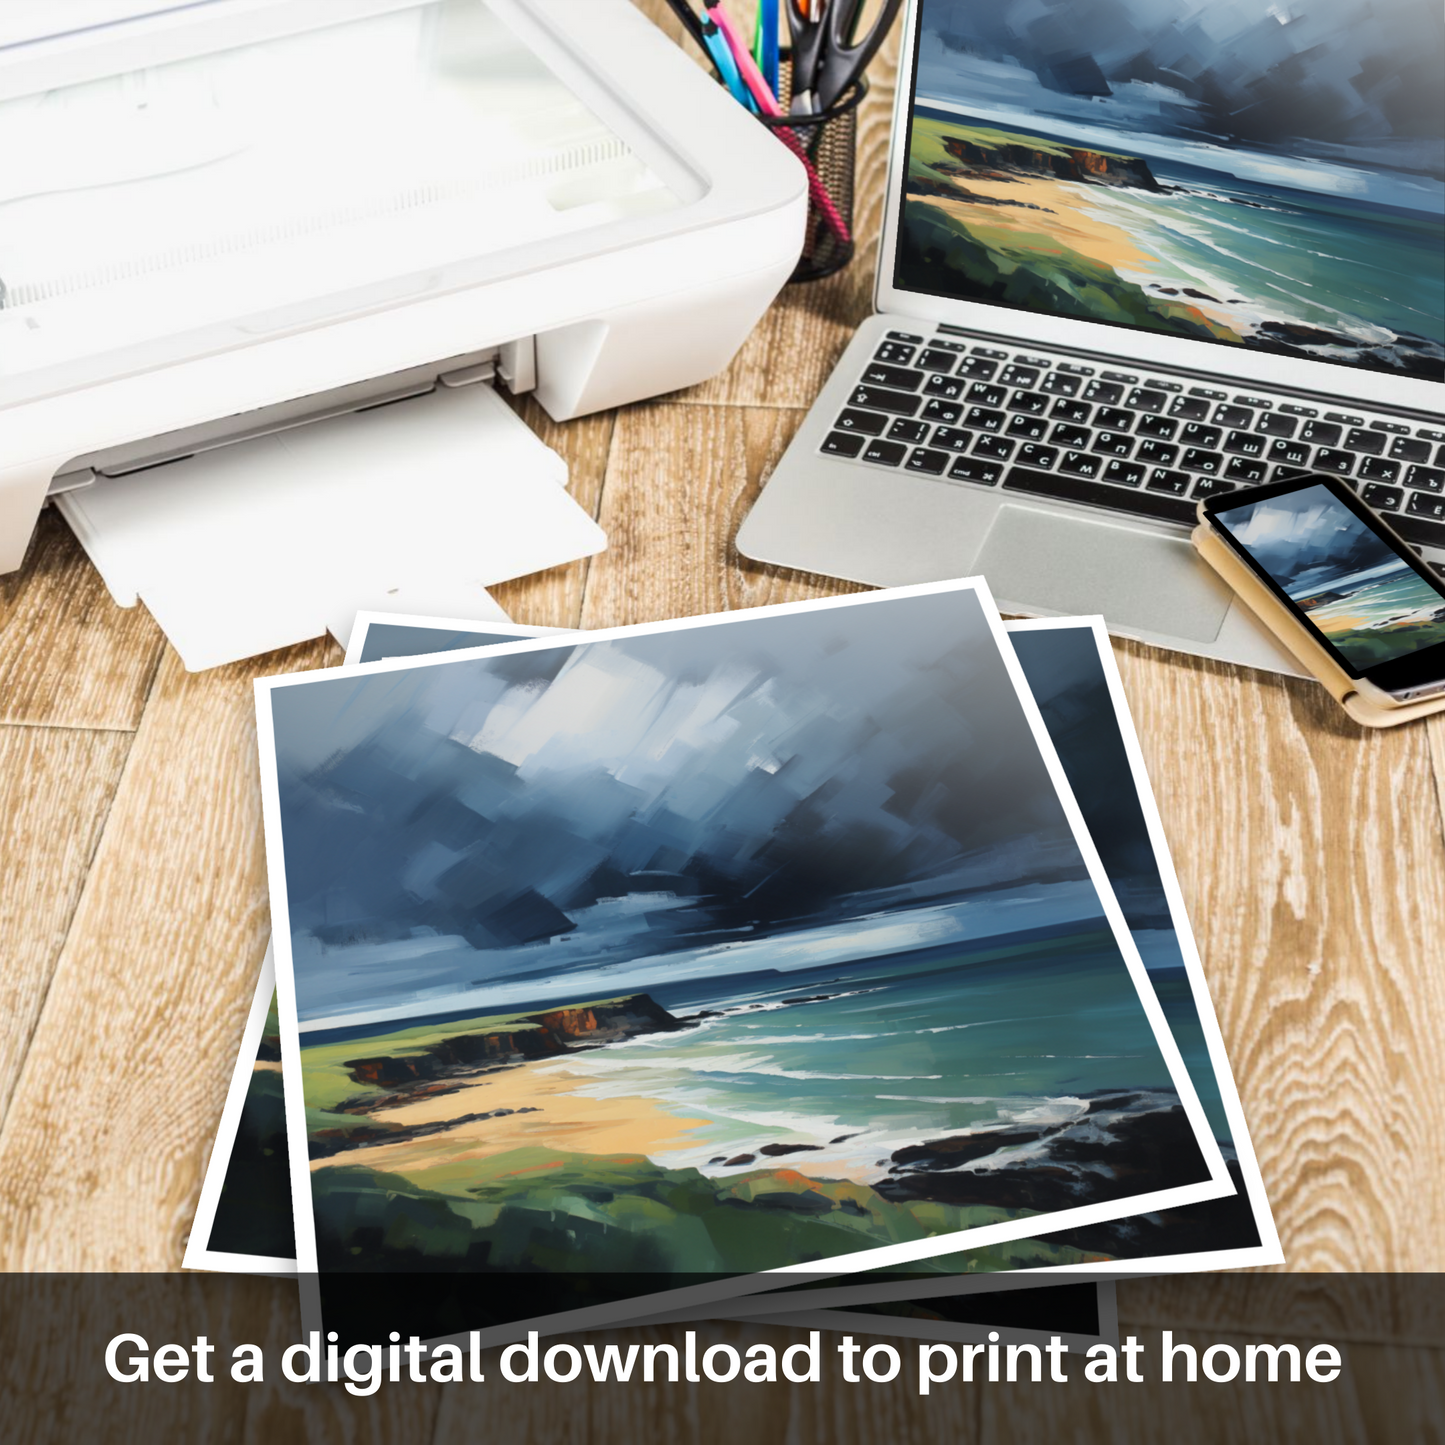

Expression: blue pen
xmin=758 ymin=0 xmax=780 ymax=97
xmin=700 ymin=14 xmax=755 ymax=110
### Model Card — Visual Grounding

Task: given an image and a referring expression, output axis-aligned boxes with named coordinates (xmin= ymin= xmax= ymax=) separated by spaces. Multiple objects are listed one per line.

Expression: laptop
xmin=738 ymin=0 xmax=1445 ymax=673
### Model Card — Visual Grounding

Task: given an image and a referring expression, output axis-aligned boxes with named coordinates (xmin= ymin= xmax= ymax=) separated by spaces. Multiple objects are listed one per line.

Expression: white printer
xmin=0 ymin=0 xmax=806 ymax=664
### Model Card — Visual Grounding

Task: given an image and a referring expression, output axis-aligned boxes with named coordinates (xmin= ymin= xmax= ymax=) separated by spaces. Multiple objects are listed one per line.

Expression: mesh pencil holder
xmin=759 ymin=65 xmax=868 ymax=283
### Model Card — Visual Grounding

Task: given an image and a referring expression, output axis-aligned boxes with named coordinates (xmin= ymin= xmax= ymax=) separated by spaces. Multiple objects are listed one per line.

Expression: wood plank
xmin=579 ymin=403 xmax=867 ymax=631
xmin=1109 ymin=638 xmax=1445 ymax=1271
xmin=0 ymin=640 xmax=334 ymax=1270
xmin=489 ymin=397 xmax=614 ymax=631
xmin=1114 ymin=1274 xmax=1445 ymax=1350
xmin=429 ymin=1321 xmax=980 ymax=1445
xmin=235 ymin=1283 xmax=442 ymax=1445
xmin=1424 ymin=713 xmax=1445 ymax=850
xmin=0 ymin=725 xmax=133 ymax=1125
xmin=984 ymin=1323 xmax=1433 ymax=1445
xmin=1 ymin=1275 xmax=261 ymax=1445
xmin=0 ymin=509 xmax=165 ymax=730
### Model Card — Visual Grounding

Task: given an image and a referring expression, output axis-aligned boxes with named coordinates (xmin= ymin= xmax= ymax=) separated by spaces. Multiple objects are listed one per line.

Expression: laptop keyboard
xmin=822 ymin=330 xmax=1445 ymax=559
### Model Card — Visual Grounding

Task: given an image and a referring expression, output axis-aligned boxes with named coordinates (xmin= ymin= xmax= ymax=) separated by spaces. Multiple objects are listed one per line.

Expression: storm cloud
xmin=269 ymin=589 xmax=1101 ymax=1019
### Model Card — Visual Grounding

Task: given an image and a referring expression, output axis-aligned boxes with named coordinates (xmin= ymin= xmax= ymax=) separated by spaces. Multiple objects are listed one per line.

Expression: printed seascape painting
xmin=900 ymin=0 xmax=1444 ymax=378
xmin=257 ymin=584 xmax=1228 ymax=1341
xmin=193 ymin=619 xmax=1276 ymax=1289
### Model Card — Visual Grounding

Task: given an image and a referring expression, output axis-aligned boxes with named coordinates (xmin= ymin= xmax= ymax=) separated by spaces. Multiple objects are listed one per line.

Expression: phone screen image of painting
xmin=1217 ymin=484 xmax=1445 ymax=668
xmin=268 ymin=590 xmax=1214 ymax=1322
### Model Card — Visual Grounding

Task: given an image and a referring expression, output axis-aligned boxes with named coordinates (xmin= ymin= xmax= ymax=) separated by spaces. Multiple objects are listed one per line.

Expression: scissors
xmin=786 ymin=0 xmax=903 ymax=113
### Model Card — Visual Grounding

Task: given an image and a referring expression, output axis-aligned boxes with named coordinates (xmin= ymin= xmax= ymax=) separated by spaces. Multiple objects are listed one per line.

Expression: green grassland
xmin=900 ymin=198 xmax=1238 ymax=343
xmin=310 ymin=1146 xmax=1110 ymax=1277
xmin=900 ymin=115 xmax=1242 ymax=343
xmin=299 ymin=996 xmax=645 ymax=1113
xmin=907 ymin=115 xmax=1136 ymax=184
xmin=1326 ymin=617 xmax=1445 ymax=667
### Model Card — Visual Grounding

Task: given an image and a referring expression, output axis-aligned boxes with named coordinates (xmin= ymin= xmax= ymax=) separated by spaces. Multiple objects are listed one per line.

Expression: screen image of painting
xmin=1216 ymin=483 xmax=1445 ymax=667
xmin=260 ymin=586 xmax=1224 ymax=1334
xmin=899 ymin=0 xmax=1444 ymax=378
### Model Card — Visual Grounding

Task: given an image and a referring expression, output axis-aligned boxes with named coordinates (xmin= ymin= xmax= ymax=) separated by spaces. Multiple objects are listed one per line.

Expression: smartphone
xmin=1200 ymin=473 xmax=1445 ymax=705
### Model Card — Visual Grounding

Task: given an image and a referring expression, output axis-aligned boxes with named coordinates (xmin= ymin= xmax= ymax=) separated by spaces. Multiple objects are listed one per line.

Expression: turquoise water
xmin=536 ymin=923 xmax=1180 ymax=1181
xmin=1091 ymin=166 xmax=1443 ymax=352
xmin=1298 ymin=560 xmax=1445 ymax=653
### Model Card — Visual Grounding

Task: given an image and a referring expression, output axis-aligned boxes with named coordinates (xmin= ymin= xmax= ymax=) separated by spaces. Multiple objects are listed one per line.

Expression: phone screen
xmin=1207 ymin=476 xmax=1445 ymax=688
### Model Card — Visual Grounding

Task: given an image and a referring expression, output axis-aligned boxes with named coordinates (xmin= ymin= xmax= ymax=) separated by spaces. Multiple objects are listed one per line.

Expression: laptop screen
xmin=894 ymin=0 xmax=1444 ymax=383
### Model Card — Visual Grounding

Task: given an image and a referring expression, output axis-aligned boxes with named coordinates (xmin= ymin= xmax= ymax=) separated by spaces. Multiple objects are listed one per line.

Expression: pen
xmin=705 ymin=3 xmax=852 ymax=247
xmin=699 ymin=11 xmax=757 ymax=109
xmin=707 ymin=2 xmax=777 ymax=111
xmin=753 ymin=0 xmax=780 ymax=98
xmin=664 ymin=0 xmax=754 ymax=109
xmin=661 ymin=0 xmax=707 ymax=50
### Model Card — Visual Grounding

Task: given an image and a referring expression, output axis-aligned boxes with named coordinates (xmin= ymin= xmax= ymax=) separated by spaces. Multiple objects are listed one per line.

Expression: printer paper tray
xmin=57 ymin=383 xmax=604 ymax=671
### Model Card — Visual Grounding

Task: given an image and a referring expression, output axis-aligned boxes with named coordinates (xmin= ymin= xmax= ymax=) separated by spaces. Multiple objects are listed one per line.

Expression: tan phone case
xmin=1192 ymin=517 xmax=1445 ymax=728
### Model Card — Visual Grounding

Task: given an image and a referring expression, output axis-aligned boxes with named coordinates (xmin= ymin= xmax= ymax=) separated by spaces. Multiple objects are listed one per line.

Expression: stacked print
xmin=186 ymin=582 xmax=1280 ymax=1345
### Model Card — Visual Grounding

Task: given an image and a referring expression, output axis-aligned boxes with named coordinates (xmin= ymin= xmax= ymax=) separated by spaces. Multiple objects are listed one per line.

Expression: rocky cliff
xmin=342 ymin=994 xmax=690 ymax=1093
xmin=939 ymin=135 xmax=1162 ymax=191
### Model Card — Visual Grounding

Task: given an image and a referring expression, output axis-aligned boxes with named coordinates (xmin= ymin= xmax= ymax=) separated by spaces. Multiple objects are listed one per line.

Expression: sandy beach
xmin=924 ymin=172 xmax=1154 ymax=273
xmin=313 ymin=1058 xmax=712 ymax=1177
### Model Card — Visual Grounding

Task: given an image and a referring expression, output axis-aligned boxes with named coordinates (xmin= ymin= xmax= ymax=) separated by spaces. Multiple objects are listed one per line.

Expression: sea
xmin=914 ymin=102 xmax=1445 ymax=373
xmin=1291 ymin=558 xmax=1445 ymax=648
xmin=1080 ymin=164 xmax=1443 ymax=364
xmin=528 ymin=922 xmax=1203 ymax=1184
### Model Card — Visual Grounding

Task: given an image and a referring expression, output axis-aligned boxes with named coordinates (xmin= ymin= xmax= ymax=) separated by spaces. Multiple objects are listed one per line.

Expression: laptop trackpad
xmin=976 ymin=505 xmax=1233 ymax=643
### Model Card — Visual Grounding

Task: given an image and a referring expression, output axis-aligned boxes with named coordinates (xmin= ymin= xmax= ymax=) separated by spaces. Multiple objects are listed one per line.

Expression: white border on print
xmin=750 ymin=1279 xmax=1119 ymax=1353
xmin=253 ymin=578 xmax=1233 ymax=1345
xmin=182 ymin=943 xmax=296 ymax=1278
xmin=342 ymin=611 xmax=569 ymax=668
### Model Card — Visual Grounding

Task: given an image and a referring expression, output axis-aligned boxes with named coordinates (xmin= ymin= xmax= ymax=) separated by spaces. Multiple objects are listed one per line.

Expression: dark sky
xmin=269 ymin=589 xmax=1101 ymax=1017
xmin=921 ymin=0 xmax=1444 ymax=176
xmin=1011 ymin=626 xmax=1172 ymax=931
xmin=1214 ymin=484 xmax=1398 ymax=593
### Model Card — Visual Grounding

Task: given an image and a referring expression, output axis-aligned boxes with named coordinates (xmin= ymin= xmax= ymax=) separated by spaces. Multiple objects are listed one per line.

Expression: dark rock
xmin=342 ymin=994 xmax=690 ymax=1093
xmin=940 ymin=134 xmax=1163 ymax=191
xmin=1037 ymin=1157 xmax=1261 ymax=1258
xmin=873 ymin=1095 xmax=1209 ymax=1215
xmin=759 ymin=1143 xmax=824 ymax=1157
xmin=889 ymin=1124 xmax=1061 ymax=1171
xmin=724 ymin=1154 xmax=756 ymax=1167
xmin=830 ymin=1134 xmax=858 ymax=1145
xmin=1256 ymin=319 xmax=1356 ymax=346
xmin=308 ymin=1105 xmax=542 ymax=1160
xmin=907 ymin=178 xmax=1051 ymax=212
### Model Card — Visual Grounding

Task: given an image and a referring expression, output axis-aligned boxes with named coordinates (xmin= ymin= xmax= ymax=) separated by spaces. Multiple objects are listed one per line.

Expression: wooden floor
xmin=0 ymin=5 xmax=1439 ymax=1441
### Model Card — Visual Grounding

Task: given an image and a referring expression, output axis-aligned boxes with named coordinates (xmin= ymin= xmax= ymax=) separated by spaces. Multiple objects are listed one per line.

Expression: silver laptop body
xmin=738 ymin=0 xmax=1445 ymax=674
